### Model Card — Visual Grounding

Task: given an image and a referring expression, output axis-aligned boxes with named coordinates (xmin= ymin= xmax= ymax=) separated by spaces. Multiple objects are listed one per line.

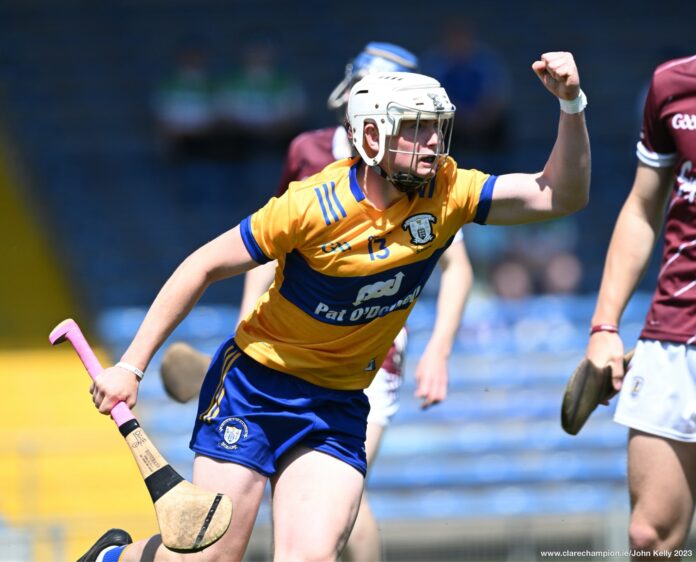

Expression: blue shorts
xmin=190 ymin=337 xmax=369 ymax=477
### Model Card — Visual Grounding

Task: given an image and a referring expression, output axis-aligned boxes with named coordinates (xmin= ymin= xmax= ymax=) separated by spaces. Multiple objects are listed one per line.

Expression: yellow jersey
xmin=235 ymin=156 xmax=495 ymax=389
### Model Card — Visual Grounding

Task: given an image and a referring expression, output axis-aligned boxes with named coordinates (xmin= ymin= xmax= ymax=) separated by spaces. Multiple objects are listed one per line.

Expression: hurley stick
xmin=49 ymin=318 xmax=232 ymax=553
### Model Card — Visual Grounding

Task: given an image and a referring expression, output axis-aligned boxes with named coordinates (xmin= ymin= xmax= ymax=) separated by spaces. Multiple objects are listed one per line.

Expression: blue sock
xmin=101 ymin=545 xmax=126 ymax=562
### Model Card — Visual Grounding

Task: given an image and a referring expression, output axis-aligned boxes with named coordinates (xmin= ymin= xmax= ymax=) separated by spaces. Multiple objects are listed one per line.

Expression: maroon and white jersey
xmin=276 ymin=126 xmax=352 ymax=196
xmin=638 ymin=55 xmax=696 ymax=344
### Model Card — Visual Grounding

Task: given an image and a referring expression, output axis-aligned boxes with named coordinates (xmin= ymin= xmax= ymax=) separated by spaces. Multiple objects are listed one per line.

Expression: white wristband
xmin=559 ymin=89 xmax=587 ymax=114
xmin=116 ymin=361 xmax=145 ymax=381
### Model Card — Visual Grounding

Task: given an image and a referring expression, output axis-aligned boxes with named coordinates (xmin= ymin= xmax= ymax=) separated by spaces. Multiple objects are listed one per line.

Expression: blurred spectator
xmin=152 ymin=39 xmax=215 ymax=160
xmin=490 ymin=249 xmax=583 ymax=300
xmin=490 ymin=257 xmax=534 ymax=300
xmin=542 ymin=251 xmax=583 ymax=294
xmin=422 ymin=16 xmax=511 ymax=158
xmin=485 ymin=219 xmax=583 ymax=299
xmin=213 ymin=39 xmax=308 ymax=158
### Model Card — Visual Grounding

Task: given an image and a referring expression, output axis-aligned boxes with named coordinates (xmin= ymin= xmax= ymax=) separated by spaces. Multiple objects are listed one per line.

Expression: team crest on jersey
xmin=218 ymin=417 xmax=249 ymax=450
xmin=402 ymin=213 xmax=436 ymax=245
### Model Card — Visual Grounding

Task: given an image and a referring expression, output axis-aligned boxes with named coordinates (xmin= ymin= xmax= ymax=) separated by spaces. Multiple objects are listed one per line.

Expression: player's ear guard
xmin=561 ymin=349 xmax=634 ymax=435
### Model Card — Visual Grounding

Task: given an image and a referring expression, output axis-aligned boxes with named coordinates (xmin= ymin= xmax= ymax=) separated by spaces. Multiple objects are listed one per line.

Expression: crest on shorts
xmin=225 ymin=426 xmax=241 ymax=444
xmin=630 ymin=376 xmax=644 ymax=397
xmin=402 ymin=213 xmax=436 ymax=245
xmin=218 ymin=417 xmax=249 ymax=450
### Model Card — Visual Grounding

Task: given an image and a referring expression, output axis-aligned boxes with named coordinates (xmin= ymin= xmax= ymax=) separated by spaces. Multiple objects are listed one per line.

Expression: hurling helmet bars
xmin=347 ymin=72 xmax=456 ymax=191
xmin=327 ymin=42 xmax=419 ymax=110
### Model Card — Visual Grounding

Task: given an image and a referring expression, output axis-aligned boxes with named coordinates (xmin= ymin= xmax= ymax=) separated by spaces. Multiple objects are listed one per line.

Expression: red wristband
xmin=589 ymin=324 xmax=619 ymax=336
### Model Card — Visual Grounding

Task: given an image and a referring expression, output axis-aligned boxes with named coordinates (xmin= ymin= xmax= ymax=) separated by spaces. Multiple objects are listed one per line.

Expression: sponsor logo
xmin=218 ymin=417 xmax=249 ymax=450
xmin=321 ymin=240 xmax=352 ymax=254
xmin=672 ymin=113 xmax=696 ymax=130
xmin=353 ymin=272 xmax=405 ymax=306
xmin=402 ymin=213 xmax=436 ymax=245
xmin=314 ymin=283 xmax=422 ymax=324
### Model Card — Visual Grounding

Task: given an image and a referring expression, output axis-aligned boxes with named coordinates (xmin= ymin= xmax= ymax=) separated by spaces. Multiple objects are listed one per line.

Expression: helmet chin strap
xmin=371 ymin=164 xmax=428 ymax=193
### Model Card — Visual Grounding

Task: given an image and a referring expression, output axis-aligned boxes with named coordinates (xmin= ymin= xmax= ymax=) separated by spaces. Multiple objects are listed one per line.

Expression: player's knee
xmin=275 ymin=527 xmax=349 ymax=562
xmin=630 ymin=520 xmax=659 ymax=551
xmin=629 ymin=518 xmax=679 ymax=552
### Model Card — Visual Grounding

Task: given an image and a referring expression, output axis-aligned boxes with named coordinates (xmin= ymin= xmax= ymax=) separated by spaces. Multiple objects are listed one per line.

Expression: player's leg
xmin=342 ymin=420 xmax=386 ymax=562
xmin=270 ymin=446 xmax=365 ymax=562
xmin=188 ymin=455 xmax=269 ymax=561
xmin=627 ymin=430 xmax=696 ymax=556
xmin=82 ymin=455 xmax=268 ymax=562
xmin=613 ymin=340 xmax=696 ymax=558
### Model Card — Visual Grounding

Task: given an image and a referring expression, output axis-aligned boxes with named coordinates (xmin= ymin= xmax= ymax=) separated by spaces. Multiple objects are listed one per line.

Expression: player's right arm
xmin=91 ymin=225 xmax=258 ymax=414
xmin=586 ymin=162 xmax=674 ymax=390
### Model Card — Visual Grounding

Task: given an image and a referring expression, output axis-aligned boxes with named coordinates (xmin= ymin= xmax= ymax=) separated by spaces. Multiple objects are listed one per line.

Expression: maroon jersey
xmin=638 ymin=55 xmax=696 ymax=344
xmin=274 ymin=124 xmax=404 ymax=375
xmin=276 ymin=126 xmax=352 ymax=195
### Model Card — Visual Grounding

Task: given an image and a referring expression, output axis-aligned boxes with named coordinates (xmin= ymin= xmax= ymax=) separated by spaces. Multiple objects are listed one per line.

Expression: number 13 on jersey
xmin=368 ymin=237 xmax=390 ymax=261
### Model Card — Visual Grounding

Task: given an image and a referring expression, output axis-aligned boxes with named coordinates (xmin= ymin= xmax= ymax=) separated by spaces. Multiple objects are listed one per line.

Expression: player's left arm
xmin=236 ymin=261 xmax=277 ymax=328
xmin=415 ymin=236 xmax=473 ymax=409
xmin=485 ymin=52 xmax=590 ymax=225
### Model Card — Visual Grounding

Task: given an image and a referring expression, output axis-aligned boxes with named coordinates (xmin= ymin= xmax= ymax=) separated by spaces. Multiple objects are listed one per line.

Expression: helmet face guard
xmin=347 ymin=72 xmax=456 ymax=191
xmin=327 ymin=42 xmax=419 ymax=111
xmin=382 ymin=108 xmax=455 ymax=192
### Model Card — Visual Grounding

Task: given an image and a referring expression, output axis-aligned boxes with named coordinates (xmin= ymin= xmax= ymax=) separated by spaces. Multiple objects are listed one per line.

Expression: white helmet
xmin=347 ymin=72 xmax=456 ymax=191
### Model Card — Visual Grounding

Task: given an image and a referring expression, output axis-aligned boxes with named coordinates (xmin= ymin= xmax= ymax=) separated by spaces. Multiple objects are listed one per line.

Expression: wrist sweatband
xmin=559 ymin=89 xmax=587 ymax=114
xmin=116 ymin=361 xmax=145 ymax=381
xmin=589 ymin=324 xmax=619 ymax=336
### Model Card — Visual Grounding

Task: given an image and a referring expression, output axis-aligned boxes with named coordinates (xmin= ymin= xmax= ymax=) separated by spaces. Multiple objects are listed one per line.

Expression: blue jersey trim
xmin=314 ymin=187 xmax=332 ymax=225
xmin=321 ymin=183 xmax=341 ymax=223
xmin=329 ymin=182 xmax=348 ymax=218
xmin=417 ymin=178 xmax=436 ymax=199
xmin=240 ymin=216 xmax=272 ymax=264
xmin=473 ymin=175 xmax=497 ymax=225
xmin=349 ymin=164 xmax=365 ymax=202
